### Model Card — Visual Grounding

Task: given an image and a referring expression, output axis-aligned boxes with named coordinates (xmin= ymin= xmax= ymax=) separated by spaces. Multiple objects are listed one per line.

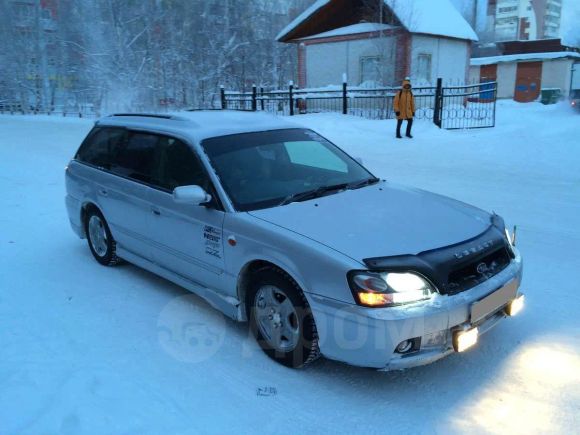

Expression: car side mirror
xmin=173 ymin=185 xmax=212 ymax=206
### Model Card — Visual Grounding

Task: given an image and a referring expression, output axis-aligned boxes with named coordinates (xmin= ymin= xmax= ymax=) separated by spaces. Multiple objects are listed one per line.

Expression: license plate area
xmin=471 ymin=279 xmax=518 ymax=324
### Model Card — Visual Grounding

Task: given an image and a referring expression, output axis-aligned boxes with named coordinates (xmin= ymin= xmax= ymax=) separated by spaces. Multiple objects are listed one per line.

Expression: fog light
xmin=453 ymin=327 xmax=478 ymax=353
xmin=395 ymin=338 xmax=421 ymax=354
xmin=396 ymin=340 xmax=413 ymax=353
xmin=506 ymin=294 xmax=525 ymax=317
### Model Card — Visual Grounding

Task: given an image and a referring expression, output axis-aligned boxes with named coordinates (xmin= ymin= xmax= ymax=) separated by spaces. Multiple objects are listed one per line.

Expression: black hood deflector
xmin=363 ymin=219 xmax=513 ymax=295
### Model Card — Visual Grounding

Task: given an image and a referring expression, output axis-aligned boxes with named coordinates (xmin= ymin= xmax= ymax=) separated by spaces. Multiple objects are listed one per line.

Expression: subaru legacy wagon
xmin=65 ymin=111 xmax=524 ymax=370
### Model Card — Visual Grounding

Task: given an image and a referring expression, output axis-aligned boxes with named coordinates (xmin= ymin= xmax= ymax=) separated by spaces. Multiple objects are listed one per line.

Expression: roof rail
xmin=185 ymin=108 xmax=223 ymax=112
xmin=109 ymin=113 xmax=176 ymax=119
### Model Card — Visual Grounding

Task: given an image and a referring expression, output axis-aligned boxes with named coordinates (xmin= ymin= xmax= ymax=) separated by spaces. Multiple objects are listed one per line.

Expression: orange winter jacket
xmin=394 ymin=79 xmax=416 ymax=120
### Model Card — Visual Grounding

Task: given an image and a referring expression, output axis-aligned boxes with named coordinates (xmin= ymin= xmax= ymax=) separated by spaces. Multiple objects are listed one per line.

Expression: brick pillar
xmin=395 ymin=32 xmax=411 ymax=84
xmin=466 ymin=42 xmax=472 ymax=85
xmin=297 ymin=43 xmax=307 ymax=88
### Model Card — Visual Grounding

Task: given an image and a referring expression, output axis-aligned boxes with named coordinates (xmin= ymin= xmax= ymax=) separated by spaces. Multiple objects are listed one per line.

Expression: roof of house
xmin=297 ymin=23 xmax=397 ymax=41
xmin=276 ymin=0 xmax=478 ymax=42
xmin=471 ymin=51 xmax=580 ymax=66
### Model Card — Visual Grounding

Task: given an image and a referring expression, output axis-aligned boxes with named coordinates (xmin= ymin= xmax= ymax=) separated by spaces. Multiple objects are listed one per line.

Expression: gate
xmin=434 ymin=79 xmax=497 ymax=129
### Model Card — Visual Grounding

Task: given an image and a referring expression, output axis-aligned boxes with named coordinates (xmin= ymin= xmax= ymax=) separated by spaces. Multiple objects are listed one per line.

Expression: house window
xmin=416 ymin=54 xmax=432 ymax=83
xmin=360 ymin=56 xmax=381 ymax=86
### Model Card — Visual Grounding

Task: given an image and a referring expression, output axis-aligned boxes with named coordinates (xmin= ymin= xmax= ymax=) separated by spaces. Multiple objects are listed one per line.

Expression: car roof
xmin=94 ymin=110 xmax=300 ymax=143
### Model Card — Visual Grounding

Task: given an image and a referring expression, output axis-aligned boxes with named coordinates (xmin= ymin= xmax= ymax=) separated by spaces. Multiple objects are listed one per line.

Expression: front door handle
xmin=98 ymin=189 xmax=108 ymax=197
xmin=151 ymin=207 xmax=161 ymax=216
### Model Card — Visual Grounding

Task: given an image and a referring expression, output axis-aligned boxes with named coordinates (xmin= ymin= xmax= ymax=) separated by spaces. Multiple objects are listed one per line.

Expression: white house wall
xmin=497 ymin=63 xmax=517 ymax=99
xmin=468 ymin=65 xmax=480 ymax=83
xmin=410 ymin=35 xmax=470 ymax=85
xmin=305 ymin=38 xmax=395 ymax=88
xmin=572 ymin=63 xmax=580 ymax=90
xmin=541 ymin=59 xmax=573 ymax=95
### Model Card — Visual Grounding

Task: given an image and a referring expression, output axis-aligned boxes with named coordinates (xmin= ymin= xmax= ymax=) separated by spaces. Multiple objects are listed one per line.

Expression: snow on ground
xmin=1 ymin=101 xmax=579 ymax=434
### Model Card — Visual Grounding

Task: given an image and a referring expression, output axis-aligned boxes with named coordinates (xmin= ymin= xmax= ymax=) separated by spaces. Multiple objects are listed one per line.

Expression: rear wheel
xmin=85 ymin=208 xmax=120 ymax=266
xmin=248 ymin=268 xmax=320 ymax=368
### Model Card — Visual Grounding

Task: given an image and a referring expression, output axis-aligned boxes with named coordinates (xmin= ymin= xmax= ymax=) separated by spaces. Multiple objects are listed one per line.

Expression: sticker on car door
xmin=203 ymin=225 xmax=223 ymax=259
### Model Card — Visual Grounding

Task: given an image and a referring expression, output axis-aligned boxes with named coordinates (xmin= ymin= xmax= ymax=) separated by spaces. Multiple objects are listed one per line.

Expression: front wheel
xmin=85 ymin=208 xmax=121 ymax=266
xmin=248 ymin=268 xmax=320 ymax=368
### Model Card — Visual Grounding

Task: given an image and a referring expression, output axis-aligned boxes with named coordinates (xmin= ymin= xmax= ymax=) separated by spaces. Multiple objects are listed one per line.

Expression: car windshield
xmin=572 ymin=90 xmax=580 ymax=99
xmin=201 ymin=128 xmax=376 ymax=211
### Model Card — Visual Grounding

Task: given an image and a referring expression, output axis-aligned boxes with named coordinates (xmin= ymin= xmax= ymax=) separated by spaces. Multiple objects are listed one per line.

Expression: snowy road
xmin=1 ymin=102 xmax=579 ymax=434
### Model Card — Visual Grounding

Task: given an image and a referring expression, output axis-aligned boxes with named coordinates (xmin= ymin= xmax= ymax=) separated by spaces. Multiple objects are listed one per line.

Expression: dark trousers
xmin=396 ymin=118 xmax=413 ymax=137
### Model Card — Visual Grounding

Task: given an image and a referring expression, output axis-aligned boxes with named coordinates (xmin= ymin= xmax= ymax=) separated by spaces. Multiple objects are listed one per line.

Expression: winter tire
xmin=85 ymin=207 xmax=121 ymax=266
xmin=248 ymin=268 xmax=320 ymax=368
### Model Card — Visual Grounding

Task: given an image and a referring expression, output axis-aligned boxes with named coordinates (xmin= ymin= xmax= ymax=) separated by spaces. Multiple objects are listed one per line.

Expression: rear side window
xmin=112 ymin=132 xmax=159 ymax=183
xmin=76 ymin=127 xmax=127 ymax=169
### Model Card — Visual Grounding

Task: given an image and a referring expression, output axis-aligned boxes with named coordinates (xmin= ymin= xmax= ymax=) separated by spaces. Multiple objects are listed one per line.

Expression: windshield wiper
xmin=347 ymin=177 xmax=381 ymax=190
xmin=279 ymin=183 xmax=350 ymax=206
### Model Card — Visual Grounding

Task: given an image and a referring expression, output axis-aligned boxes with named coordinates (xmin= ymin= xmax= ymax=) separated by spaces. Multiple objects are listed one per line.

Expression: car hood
xmin=248 ymin=182 xmax=492 ymax=262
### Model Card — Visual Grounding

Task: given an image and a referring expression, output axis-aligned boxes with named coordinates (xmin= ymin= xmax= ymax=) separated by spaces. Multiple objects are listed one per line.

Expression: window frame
xmin=74 ymin=127 xmax=224 ymax=211
xmin=416 ymin=53 xmax=432 ymax=83
xmin=359 ymin=55 xmax=382 ymax=86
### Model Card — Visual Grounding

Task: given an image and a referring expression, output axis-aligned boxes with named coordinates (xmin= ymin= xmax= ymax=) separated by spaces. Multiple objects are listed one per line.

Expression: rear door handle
xmin=151 ymin=206 xmax=161 ymax=216
xmin=98 ymin=189 xmax=108 ymax=197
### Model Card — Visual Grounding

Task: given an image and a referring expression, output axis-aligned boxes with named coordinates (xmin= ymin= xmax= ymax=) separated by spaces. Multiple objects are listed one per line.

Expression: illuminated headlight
xmin=453 ymin=327 xmax=479 ymax=352
xmin=348 ymin=271 xmax=435 ymax=308
xmin=506 ymin=293 xmax=525 ymax=316
xmin=505 ymin=226 xmax=517 ymax=247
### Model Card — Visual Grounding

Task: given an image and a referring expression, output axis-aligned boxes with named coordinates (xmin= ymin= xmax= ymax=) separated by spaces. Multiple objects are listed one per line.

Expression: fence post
xmin=260 ymin=87 xmax=265 ymax=111
xmin=342 ymin=73 xmax=348 ymax=115
xmin=289 ymin=81 xmax=294 ymax=116
xmin=251 ymin=85 xmax=257 ymax=111
xmin=433 ymin=78 xmax=443 ymax=128
xmin=220 ymin=85 xmax=226 ymax=110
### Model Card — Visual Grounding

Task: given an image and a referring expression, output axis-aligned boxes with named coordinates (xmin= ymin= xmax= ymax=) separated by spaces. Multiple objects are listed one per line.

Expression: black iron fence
xmin=0 ymin=102 xmax=99 ymax=118
xmin=221 ymin=79 xmax=497 ymax=129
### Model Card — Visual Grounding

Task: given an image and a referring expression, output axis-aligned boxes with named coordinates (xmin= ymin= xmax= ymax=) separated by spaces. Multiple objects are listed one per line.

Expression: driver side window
xmin=156 ymin=136 xmax=210 ymax=192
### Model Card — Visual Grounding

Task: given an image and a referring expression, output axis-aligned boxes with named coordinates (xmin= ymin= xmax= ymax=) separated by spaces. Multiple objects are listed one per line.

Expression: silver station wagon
xmin=65 ymin=111 xmax=524 ymax=370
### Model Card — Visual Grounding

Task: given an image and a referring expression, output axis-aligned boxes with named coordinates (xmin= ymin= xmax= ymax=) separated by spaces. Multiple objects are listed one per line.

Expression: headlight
xmin=505 ymin=226 xmax=517 ymax=247
xmin=493 ymin=213 xmax=517 ymax=254
xmin=348 ymin=271 xmax=435 ymax=307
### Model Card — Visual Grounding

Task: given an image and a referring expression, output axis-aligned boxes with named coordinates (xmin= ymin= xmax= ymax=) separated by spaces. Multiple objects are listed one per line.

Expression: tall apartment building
xmin=493 ymin=0 xmax=562 ymax=41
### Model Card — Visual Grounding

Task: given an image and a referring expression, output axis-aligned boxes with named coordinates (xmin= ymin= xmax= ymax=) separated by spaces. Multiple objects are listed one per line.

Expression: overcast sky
xmin=561 ymin=0 xmax=580 ymax=46
xmin=449 ymin=0 xmax=580 ymax=46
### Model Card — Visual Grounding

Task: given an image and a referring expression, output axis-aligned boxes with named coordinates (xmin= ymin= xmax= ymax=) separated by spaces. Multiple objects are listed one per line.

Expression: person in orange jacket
xmin=393 ymin=77 xmax=416 ymax=139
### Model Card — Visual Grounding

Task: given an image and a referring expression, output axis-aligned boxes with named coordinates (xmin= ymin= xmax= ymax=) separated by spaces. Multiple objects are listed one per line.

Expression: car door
xmin=103 ymin=131 xmax=159 ymax=260
xmin=75 ymin=126 xmax=149 ymax=258
xmin=146 ymin=134 xmax=226 ymax=290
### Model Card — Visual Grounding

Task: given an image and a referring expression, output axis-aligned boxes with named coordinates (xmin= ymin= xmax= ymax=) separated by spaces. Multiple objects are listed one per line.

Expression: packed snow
xmin=384 ymin=0 xmax=478 ymax=41
xmin=471 ymin=51 xmax=580 ymax=66
xmin=276 ymin=0 xmax=478 ymax=42
xmin=1 ymin=101 xmax=579 ymax=434
xmin=298 ymin=23 xmax=397 ymax=41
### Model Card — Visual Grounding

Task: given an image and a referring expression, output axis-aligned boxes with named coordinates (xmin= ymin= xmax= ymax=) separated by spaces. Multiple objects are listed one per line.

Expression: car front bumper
xmin=308 ymin=250 xmax=523 ymax=370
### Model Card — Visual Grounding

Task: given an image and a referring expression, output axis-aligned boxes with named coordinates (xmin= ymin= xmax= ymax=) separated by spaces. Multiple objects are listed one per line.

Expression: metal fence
xmin=0 ymin=102 xmax=99 ymax=118
xmin=221 ymin=79 xmax=497 ymax=129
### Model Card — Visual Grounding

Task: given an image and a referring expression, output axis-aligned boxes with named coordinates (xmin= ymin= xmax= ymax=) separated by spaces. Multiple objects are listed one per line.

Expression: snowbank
xmin=0 ymin=102 xmax=579 ymax=433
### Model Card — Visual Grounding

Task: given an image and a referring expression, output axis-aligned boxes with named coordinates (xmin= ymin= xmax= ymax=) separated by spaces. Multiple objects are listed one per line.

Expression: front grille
xmin=446 ymin=247 xmax=511 ymax=295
